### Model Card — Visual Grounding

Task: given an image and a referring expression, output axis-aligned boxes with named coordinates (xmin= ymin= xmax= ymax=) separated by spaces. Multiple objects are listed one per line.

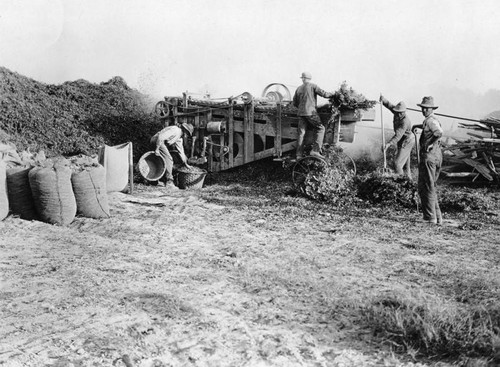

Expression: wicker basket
xmin=137 ymin=151 xmax=167 ymax=181
xmin=177 ymin=168 xmax=207 ymax=189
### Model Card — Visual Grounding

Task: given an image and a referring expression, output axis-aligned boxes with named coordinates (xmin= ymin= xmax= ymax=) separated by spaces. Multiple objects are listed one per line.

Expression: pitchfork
xmin=380 ymin=98 xmax=391 ymax=175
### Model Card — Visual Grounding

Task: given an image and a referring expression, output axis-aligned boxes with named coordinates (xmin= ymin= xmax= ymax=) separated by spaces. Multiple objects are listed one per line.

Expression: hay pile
xmin=0 ymin=66 xmax=163 ymax=160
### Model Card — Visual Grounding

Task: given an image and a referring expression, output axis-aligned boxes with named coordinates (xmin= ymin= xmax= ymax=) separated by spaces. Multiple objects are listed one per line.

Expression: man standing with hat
xmin=292 ymin=72 xmax=334 ymax=159
xmin=150 ymin=122 xmax=194 ymax=189
xmin=380 ymin=94 xmax=415 ymax=178
xmin=412 ymin=96 xmax=444 ymax=225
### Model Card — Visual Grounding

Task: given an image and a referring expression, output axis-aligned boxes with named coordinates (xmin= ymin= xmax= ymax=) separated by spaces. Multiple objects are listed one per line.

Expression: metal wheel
xmin=261 ymin=83 xmax=292 ymax=102
xmin=154 ymin=100 xmax=170 ymax=118
xmin=292 ymin=156 xmax=328 ymax=190
xmin=324 ymin=150 xmax=357 ymax=175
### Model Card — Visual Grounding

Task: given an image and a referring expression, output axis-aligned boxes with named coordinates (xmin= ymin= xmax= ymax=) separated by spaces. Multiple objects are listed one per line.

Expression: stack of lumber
xmin=441 ymin=116 xmax=500 ymax=183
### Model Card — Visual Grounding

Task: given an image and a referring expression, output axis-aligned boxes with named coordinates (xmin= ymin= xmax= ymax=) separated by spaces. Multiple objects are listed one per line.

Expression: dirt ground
xmin=1 ymin=181 xmax=499 ymax=367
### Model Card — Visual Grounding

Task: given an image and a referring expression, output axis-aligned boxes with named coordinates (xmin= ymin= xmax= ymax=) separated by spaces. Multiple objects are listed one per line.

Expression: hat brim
xmin=417 ymin=104 xmax=438 ymax=109
xmin=181 ymin=124 xmax=194 ymax=136
xmin=393 ymin=108 xmax=406 ymax=112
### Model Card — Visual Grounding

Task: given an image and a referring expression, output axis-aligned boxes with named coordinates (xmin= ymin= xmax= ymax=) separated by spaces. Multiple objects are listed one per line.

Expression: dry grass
xmin=203 ymin=166 xmax=500 ymax=365
xmin=2 ymin=165 xmax=500 ymax=366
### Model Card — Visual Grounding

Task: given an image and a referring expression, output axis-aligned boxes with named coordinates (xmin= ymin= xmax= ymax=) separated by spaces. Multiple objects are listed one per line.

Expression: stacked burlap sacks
xmin=1 ymin=143 xmax=26 ymax=221
xmin=69 ymin=155 xmax=110 ymax=219
xmin=5 ymin=149 xmax=48 ymax=220
xmin=1 ymin=147 xmax=110 ymax=224
xmin=6 ymin=166 xmax=39 ymax=220
xmin=29 ymin=158 xmax=77 ymax=226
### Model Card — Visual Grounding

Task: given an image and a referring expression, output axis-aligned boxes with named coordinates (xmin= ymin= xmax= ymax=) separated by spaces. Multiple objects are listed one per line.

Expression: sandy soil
xmin=1 ymin=183 xmax=497 ymax=367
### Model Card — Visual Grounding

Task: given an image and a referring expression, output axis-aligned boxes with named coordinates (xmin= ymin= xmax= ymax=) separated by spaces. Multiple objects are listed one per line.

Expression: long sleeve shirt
xmin=382 ymin=99 xmax=413 ymax=148
xmin=420 ymin=114 xmax=443 ymax=151
xmin=151 ymin=125 xmax=188 ymax=163
xmin=293 ymin=82 xmax=333 ymax=116
xmin=152 ymin=125 xmax=183 ymax=147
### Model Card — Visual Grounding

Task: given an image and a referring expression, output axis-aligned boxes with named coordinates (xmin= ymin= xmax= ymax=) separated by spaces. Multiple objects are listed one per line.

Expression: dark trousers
xmin=418 ymin=147 xmax=442 ymax=222
xmin=296 ymin=113 xmax=325 ymax=156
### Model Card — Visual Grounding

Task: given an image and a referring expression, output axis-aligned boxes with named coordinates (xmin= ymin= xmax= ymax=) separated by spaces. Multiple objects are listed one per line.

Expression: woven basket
xmin=177 ymin=168 xmax=207 ymax=189
xmin=137 ymin=151 xmax=167 ymax=181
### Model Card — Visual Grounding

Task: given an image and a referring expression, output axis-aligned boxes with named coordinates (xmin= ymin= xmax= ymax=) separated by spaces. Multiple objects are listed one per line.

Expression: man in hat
xmin=379 ymin=94 xmax=415 ymax=178
xmin=292 ymin=72 xmax=334 ymax=159
xmin=412 ymin=96 xmax=444 ymax=225
xmin=151 ymin=122 xmax=194 ymax=189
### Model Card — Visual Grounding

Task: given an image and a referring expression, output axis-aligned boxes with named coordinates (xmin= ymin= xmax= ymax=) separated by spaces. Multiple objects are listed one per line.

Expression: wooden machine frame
xmin=155 ymin=90 xmax=375 ymax=173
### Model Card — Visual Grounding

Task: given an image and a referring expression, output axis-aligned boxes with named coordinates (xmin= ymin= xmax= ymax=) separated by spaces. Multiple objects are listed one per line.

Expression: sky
xmin=1 ymin=0 xmax=500 ymax=122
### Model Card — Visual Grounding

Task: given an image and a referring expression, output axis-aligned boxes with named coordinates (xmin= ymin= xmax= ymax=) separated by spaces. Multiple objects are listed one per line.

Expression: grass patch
xmin=357 ymin=290 xmax=500 ymax=362
xmin=201 ymin=161 xmax=500 ymax=364
xmin=438 ymin=186 xmax=500 ymax=213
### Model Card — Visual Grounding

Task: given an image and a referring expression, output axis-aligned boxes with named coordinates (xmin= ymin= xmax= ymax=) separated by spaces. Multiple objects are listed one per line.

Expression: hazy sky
xmin=1 ymin=0 xmax=499 ymax=118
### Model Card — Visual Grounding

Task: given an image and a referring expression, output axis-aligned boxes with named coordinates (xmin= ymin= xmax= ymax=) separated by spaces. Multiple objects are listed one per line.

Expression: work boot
xmin=309 ymin=151 xmax=324 ymax=159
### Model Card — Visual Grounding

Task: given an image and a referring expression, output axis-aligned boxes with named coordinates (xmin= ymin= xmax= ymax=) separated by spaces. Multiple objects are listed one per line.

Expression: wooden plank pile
xmin=441 ymin=116 xmax=500 ymax=183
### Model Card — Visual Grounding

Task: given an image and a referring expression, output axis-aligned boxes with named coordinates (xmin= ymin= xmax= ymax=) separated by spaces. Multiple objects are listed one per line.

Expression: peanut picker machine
xmin=152 ymin=83 xmax=376 ymax=189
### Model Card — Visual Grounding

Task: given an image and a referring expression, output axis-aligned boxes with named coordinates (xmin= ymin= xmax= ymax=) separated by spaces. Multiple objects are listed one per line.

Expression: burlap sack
xmin=71 ymin=165 xmax=110 ymax=219
xmin=0 ymin=161 xmax=8 ymax=221
xmin=6 ymin=166 xmax=38 ymax=220
xmin=29 ymin=162 xmax=77 ymax=226
xmin=98 ymin=142 xmax=132 ymax=193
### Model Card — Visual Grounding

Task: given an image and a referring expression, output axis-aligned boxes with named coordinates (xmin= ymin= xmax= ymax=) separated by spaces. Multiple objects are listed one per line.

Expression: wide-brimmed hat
xmin=417 ymin=96 xmax=439 ymax=109
xmin=300 ymin=72 xmax=312 ymax=79
xmin=181 ymin=122 xmax=194 ymax=136
xmin=393 ymin=101 xmax=407 ymax=112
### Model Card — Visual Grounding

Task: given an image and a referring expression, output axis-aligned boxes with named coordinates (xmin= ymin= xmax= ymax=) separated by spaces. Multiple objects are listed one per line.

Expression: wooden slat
xmin=231 ymin=120 xmax=298 ymax=140
xmin=128 ymin=142 xmax=134 ymax=194
xmin=449 ymin=149 xmax=468 ymax=158
xmin=275 ymin=103 xmax=282 ymax=158
xmin=228 ymin=102 xmax=234 ymax=169
xmin=281 ymin=141 xmax=297 ymax=153
xmin=244 ymin=102 xmax=255 ymax=163
xmin=467 ymin=132 xmax=490 ymax=139
xmin=458 ymin=122 xmax=491 ymax=130
xmin=441 ymin=171 xmax=479 ymax=178
xmin=339 ymin=110 xmax=360 ymax=122
xmin=243 ymin=103 xmax=250 ymax=164
xmin=462 ymin=158 xmax=493 ymax=181
xmin=172 ymin=103 xmax=179 ymax=126
xmin=220 ymin=127 xmax=227 ymax=171
xmin=334 ymin=115 xmax=342 ymax=144
xmin=481 ymin=138 xmax=500 ymax=143
xmin=254 ymin=147 xmax=276 ymax=161
xmin=207 ymin=109 xmax=214 ymax=171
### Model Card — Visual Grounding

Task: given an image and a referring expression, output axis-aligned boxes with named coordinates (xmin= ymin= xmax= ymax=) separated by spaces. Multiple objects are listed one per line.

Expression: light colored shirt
xmin=293 ymin=82 xmax=333 ymax=116
xmin=420 ymin=114 xmax=443 ymax=150
xmin=153 ymin=125 xmax=183 ymax=147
